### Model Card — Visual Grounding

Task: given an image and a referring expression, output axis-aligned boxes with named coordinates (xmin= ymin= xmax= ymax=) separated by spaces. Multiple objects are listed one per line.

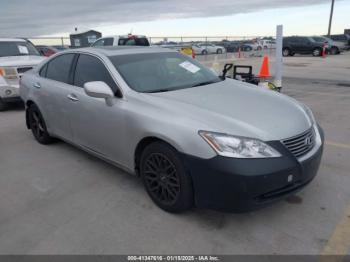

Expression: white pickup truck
xmin=0 ymin=38 xmax=45 ymax=111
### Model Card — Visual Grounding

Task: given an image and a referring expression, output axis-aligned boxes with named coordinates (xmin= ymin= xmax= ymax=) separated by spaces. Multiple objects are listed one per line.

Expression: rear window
xmin=46 ymin=54 xmax=75 ymax=84
xmin=118 ymin=37 xmax=150 ymax=46
xmin=0 ymin=41 xmax=40 ymax=57
xmin=331 ymin=35 xmax=346 ymax=41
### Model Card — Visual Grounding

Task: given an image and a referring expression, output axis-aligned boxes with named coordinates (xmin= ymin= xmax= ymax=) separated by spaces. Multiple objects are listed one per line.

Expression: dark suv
xmin=283 ymin=36 xmax=324 ymax=57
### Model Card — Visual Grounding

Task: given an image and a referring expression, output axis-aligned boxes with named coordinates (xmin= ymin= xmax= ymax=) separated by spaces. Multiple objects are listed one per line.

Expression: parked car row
xmin=1 ymin=32 xmax=349 ymax=111
xmin=283 ymin=35 xmax=350 ymax=57
xmin=192 ymin=43 xmax=226 ymax=55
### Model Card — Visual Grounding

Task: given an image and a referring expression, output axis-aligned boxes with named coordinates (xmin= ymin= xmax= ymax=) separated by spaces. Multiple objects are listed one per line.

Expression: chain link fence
xmin=26 ymin=36 xmax=276 ymax=62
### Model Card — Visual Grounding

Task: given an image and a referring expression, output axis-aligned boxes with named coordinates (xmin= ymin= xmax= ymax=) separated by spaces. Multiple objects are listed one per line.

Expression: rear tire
xmin=140 ymin=141 xmax=194 ymax=213
xmin=330 ymin=46 xmax=339 ymax=55
xmin=217 ymin=49 xmax=223 ymax=54
xmin=0 ymin=98 xmax=8 ymax=112
xmin=201 ymin=50 xmax=208 ymax=55
xmin=27 ymin=104 xmax=54 ymax=144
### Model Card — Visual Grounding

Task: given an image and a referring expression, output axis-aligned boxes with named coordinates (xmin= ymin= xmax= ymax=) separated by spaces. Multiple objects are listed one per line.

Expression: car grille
xmin=17 ymin=67 xmax=33 ymax=74
xmin=281 ymin=128 xmax=315 ymax=158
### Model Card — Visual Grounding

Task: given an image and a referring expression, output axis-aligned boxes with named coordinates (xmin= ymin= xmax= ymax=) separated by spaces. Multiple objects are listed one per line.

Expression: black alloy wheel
xmin=140 ymin=142 xmax=193 ymax=213
xmin=28 ymin=104 xmax=54 ymax=144
xmin=143 ymin=153 xmax=180 ymax=205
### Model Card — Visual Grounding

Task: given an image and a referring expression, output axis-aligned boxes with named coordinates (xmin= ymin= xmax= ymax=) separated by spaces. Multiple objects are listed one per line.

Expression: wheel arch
xmin=25 ymin=100 xmax=36 ymax=129
xmin=134 ymin=136 xmax=182 ymax=176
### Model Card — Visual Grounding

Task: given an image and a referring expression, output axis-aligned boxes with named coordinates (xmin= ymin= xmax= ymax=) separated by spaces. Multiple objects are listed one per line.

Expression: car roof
xmin=0 ymin=38 xmax=26 ymax=42
xmin=66 ymin=46 xmax=176 ymax=57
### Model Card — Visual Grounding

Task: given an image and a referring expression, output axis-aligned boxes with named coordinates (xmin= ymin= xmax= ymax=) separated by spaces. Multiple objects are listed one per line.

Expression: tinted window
xmin=104 ymin=38 xmax=114 ymax=46
xmin=40 ymin=63 xmax=48 ymax=77
xmin=312 ymin=37 xmax=325 ymax=43
xmin=92 ymin=38 xmax=114 ymax=47
xmin=331 ymin=35 xmax=345 ymax=41
xmin=92 ymin=39 xmax=104 ymax=47
xmin=46 ymin=54 xmax=75 ymax=83
xmin=73 ymin=54 xmax=117 ymax=93
xmin=300 ymin=37 xmax=310 ymax=44
xmin=118 ymin=37 xmax=150 ymax=46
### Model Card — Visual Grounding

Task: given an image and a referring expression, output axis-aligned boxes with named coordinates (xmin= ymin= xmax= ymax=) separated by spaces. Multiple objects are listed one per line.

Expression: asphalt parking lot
xmin=1 ymin=52 xmax=350 ymax=255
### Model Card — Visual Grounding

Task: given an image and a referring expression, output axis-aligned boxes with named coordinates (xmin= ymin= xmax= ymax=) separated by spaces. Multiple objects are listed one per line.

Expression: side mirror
xmin=84 ymin=81 xmax=115 ymax=106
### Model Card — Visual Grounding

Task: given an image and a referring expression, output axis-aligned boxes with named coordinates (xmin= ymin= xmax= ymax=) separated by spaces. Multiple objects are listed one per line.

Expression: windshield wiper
xmin=191 ymin=80 xmax=220 ymax=87
xmin=144 ymin=88 xmax=173 ymax=93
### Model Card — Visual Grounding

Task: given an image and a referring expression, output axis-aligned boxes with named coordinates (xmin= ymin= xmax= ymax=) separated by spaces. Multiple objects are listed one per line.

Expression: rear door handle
xmin=67 ymin=94 xmax=79 ymax=102
xmin=33 ymin=83 xmax=41 ymax=89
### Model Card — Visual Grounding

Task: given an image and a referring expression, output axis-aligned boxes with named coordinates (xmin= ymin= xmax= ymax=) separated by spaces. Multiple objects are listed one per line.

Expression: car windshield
xmin=109 ymin=52 xmax=222 ymax=93
xmin=0 ymin=41 xmax=41 ymax=57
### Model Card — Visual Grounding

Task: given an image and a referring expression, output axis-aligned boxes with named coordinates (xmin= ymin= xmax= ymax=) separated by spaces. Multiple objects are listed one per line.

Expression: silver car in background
xmin=20 ymin=47 xmax=324 ymax=213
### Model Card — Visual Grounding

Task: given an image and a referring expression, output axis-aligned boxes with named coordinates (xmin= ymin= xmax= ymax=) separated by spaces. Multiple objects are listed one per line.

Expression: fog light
xmin=5 ymin=90 xmax=12 ymax=96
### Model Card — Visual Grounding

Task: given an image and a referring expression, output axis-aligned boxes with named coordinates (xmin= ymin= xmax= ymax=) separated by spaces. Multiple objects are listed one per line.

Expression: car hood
xmin=145 ymin=79 xmax=312 ymax=141
xmin=0 ymin=56 xmax=45 ymax=67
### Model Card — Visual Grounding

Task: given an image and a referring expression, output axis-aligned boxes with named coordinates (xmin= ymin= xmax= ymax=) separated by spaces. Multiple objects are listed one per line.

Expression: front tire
xmin=282 ymin=48 xmax=291 ymax=57
xmin=312 ymin=48 xmax=322 ymax=57
xmin=201 ymin=50 xmax=208 ymax=55
xmin=217 ymin=49 xmax=223 ymax=54
xmin=28 ymin=104 xmax=54 ymax=144
xmin=140 ymin=142 xmax=194 ymax=213
xmin=0 ymin=98 xmax=8 ymax=112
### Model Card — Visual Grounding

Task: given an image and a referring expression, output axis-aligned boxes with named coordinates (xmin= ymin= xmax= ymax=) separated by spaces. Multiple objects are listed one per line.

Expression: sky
xmin=0 ymin=0 xmax=349 ymax=38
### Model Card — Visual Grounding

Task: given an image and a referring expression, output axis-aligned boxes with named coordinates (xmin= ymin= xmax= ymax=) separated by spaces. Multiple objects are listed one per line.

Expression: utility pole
xmin=327 ymin=0 xmax=335 ymax=36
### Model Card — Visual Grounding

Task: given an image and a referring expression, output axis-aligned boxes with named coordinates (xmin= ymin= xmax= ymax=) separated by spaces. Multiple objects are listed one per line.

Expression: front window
xmin=92 ymin=38 xmax=114 ymax=47
xmin=109 ymin=52 xmax=222 ymax=93
xmin=0 ymin=41 xmax=40 ymax=57
xmin=312 ymin=37 xmax=326 ymax=43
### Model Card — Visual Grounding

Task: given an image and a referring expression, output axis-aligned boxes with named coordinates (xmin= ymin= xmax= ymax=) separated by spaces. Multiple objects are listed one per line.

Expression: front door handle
xmin=33 ymin=83 xmax=41 ymax=89
xmin=67 ymin=94 xmax=79 ymax=102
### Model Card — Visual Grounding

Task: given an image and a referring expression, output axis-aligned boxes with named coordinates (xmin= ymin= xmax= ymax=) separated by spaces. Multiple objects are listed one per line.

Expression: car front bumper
xmin=182 ymin=125 xmax=324 ymax=212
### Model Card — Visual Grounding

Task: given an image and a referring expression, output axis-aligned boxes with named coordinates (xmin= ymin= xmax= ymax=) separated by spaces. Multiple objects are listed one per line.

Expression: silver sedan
xmin=20 ymin=47 xmax=324 ymax=213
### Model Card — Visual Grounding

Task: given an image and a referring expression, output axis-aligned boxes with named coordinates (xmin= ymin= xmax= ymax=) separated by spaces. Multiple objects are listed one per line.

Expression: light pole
xmin=327 ymin=0 xmax=335 ymax=36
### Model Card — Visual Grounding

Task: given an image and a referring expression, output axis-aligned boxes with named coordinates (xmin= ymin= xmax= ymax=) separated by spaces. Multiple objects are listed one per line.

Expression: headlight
xmin=0 ymin=67 xmax=18 ymax=79
xmin=199 ymin=131 xmax=281 ymax=158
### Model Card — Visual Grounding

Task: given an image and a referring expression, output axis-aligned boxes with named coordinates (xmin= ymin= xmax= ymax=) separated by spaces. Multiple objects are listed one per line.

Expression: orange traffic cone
xmin=322 ymin=43 xmax=327 ymax=58
xmin=258 ymin=56 xmax=271 ymax=78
